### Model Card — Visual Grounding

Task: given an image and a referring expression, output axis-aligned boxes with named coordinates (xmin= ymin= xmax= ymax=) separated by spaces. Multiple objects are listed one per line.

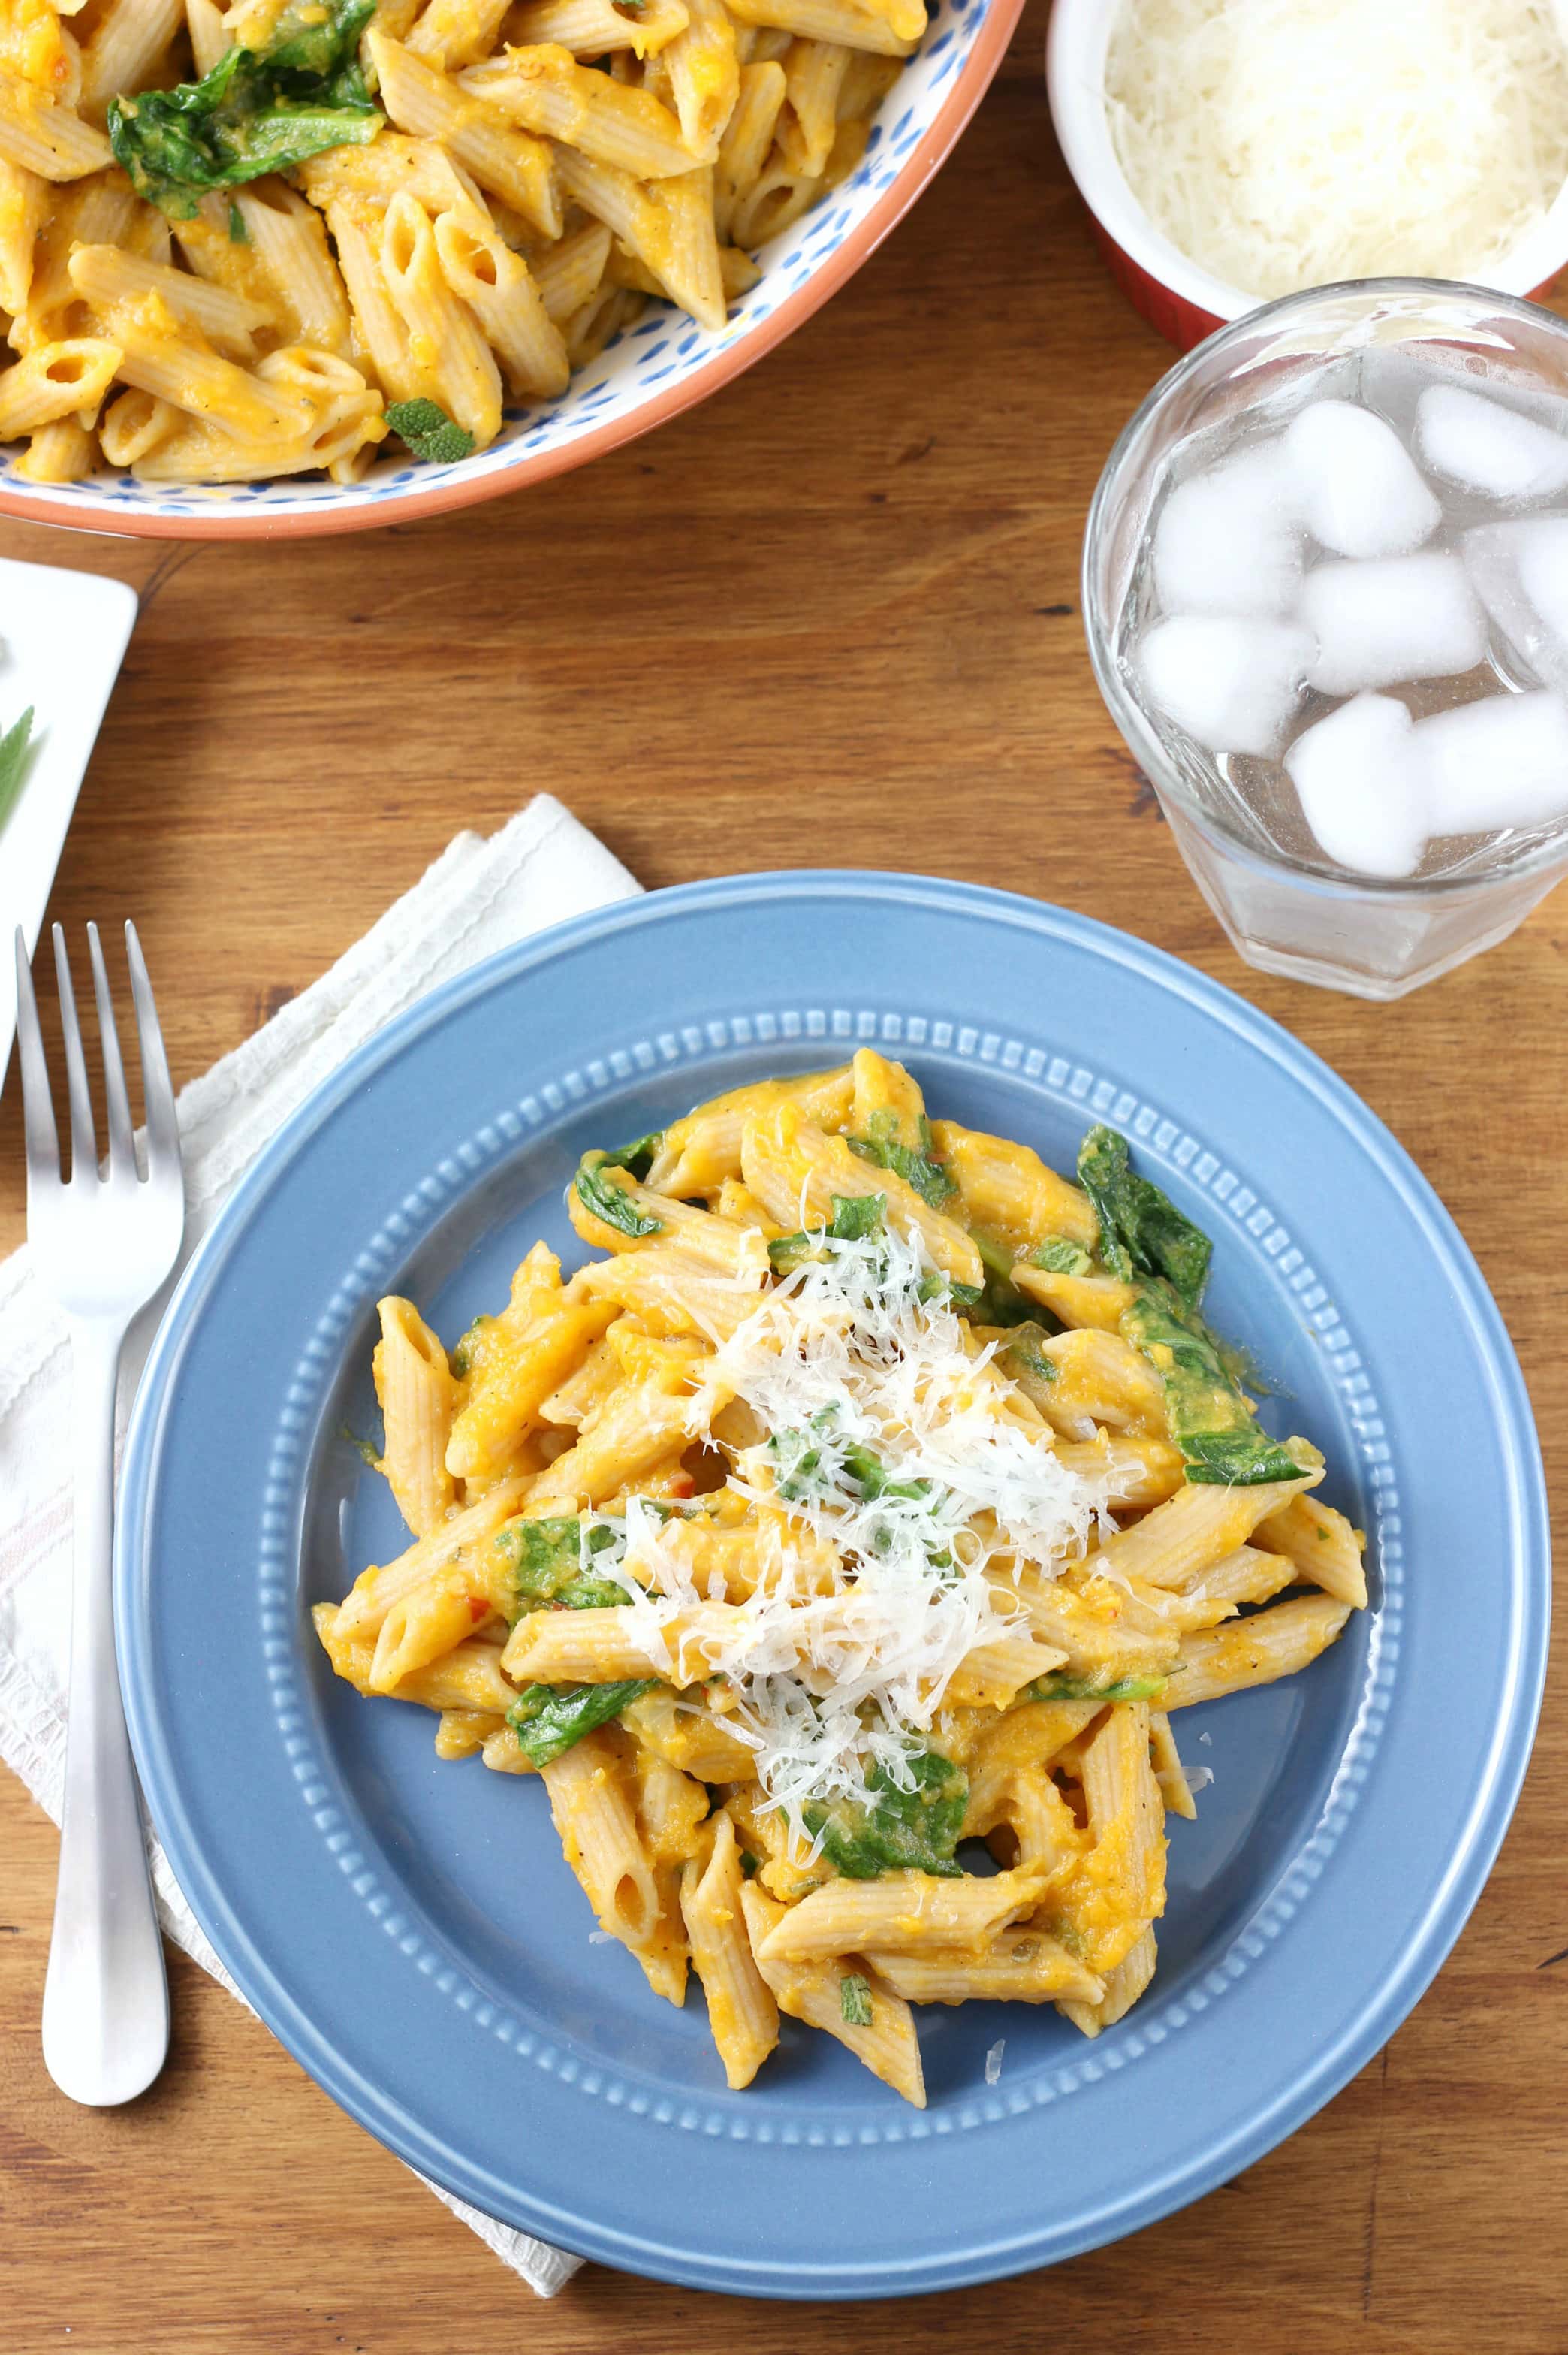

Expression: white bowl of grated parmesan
xmin=1047 ymin=0 xmax=1568 ymax=351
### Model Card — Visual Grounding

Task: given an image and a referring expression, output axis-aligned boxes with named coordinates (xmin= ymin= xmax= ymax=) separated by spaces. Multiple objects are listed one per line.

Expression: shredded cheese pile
xmin=1105 ymin=0 xmax=1568 ymax=300
xmin=587 ymin=1224 xmax=1109 ymax=1828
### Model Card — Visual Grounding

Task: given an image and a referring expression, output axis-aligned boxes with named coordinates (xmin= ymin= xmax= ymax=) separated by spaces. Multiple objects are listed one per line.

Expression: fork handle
xmin=41 ymin=1324 xmax=170 ymax=2107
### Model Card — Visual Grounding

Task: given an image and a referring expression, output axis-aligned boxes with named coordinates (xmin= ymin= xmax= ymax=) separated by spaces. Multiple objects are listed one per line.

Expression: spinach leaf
xmin=1024 ymin=1669 xmax=1168 ymax=1703
xmin=825 ymin=1191 xmax=885 ymax=1242
xmin=227 ymin=199 xmax=246 ymax=240
xmin=337 ymin=1420 xmax=381 ymax=1467
xmin=961 ymin=1228 xmax=1047 ymax=1327
xmin=803 ymin=1747 xmax=967 ymax=1879
xmin=1076 ymin=1124 xmax=1212 ymax=1308
xmin=1120 ymin=1284 xmax=1302 ymax=1488
xmin=767 ymin=1406 xmax=932 ymax=1514
xmin=574 ymin=1149 xmax=662 ymax=1237
xmin=107 ymin=0 xmax=381 ymax=217
xmin=839 ymin=1973 xmax=873 ymax=2025
xmin=384 ymin=398 xmax=475 ymax=464
xmin=448 ymin=1311 xmax=491 ymax=1378
xmin=506 ymin=1678 xmax=656 ymax=1766
xmin=494 ymin=1516 xmax=629 ymax=1617
xmin=768 ymin=1191 xmax=885 ymax=1272
xmin=847 ymin=1111 xmax=954 ymax=1210
xmin=599 ymin=1129 xmax=662 ymax=1179
xmin=0 ymin=706 xmax=34 ymax=828
xmin=1030 ymin=1235 xmax=1091 ymax=1276
xmin=1002 ymin=1328 xmax=1057 ymax=1386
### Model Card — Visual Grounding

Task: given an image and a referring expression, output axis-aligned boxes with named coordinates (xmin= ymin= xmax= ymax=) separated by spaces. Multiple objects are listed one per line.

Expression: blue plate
xmin=117 ymin=873 xmax=1549 ymax=2299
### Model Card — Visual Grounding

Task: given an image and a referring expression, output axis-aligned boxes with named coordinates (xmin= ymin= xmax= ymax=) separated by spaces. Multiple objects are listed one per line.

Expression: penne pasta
xmin=542 ymin=1727 xmax=660 ymax=1947
xmin=369 ymin=31 xmax=562 ymax=239
xmin=682 ymin=1812 xmax=780 ymax=2087
xmin=318 ymin=1070 xmax=1366 ymax=2097
xmin=460 ymin=44 xmax=696 ymax=180
xmin=431 ymin=203 xmax=570 ymax=394
xmin=0 ymin=62 xmax=114 ymax=177
xmin=740 ymin=1882 xmax=924 ymax=2106
xmin=509 ymin=0 xmax=691 ymax=56
xmin=379 ymin=189 xmax=503 ymax=445
xmin=0 ymin=336 xmax=120 ymax=434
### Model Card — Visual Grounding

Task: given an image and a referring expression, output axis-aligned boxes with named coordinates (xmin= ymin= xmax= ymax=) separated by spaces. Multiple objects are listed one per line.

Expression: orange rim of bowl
xmin=2 ymin=0 xmax=1025 ymax=543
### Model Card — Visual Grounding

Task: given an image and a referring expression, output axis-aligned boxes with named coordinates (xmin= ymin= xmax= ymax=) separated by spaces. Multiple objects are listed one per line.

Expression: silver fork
xmin=14 ymin=921 xmax=185 ymax=2107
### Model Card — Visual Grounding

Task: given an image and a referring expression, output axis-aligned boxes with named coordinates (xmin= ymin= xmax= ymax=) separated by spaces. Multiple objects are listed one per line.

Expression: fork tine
xmin=13 ymin=927 xmax=59 ymax=1188
xmin=124 ymin=922 xmax=179 ymax=1179
xmin=86 ymin=922 xmax=137 ymax=1183
xmin=50 ymin=925 xmax=97 ymax=1186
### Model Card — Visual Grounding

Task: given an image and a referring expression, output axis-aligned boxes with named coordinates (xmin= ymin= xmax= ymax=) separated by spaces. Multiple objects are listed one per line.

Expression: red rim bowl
xmin=0 ymin=0 xmax=1025 ymax=542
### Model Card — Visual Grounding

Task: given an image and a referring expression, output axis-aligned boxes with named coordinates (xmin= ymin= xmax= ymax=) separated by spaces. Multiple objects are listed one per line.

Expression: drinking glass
xmin=1083 ymin=279 xmax=1568 ymax=999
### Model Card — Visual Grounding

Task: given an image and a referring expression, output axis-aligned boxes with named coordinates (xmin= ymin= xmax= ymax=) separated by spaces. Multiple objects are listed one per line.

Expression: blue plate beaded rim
xmin=115 ymin=872 xmax=1551 ymax=2296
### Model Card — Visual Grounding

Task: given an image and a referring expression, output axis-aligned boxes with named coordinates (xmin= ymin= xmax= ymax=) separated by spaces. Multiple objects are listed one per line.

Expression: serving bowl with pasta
xmin=0 ymin=0 xmax=1018 ymax=535
xmin=114 ymin=876 xmax=1546 ymax=2293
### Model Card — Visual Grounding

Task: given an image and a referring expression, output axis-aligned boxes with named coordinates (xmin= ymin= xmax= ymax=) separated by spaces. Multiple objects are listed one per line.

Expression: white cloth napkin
xmin=0 ymin=795 xmax=642 ymax=2298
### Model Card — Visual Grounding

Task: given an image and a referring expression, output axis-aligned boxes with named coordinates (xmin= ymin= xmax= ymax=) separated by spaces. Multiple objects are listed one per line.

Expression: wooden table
xmin=2 ymin=10 xmax=1564 ymax=2347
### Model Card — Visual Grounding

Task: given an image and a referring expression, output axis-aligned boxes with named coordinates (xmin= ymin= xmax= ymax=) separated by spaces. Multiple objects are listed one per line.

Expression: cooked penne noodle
xmin=1148 ymin=1707 xmax=1196 ymax=1820
xmin=0 ymin=336 xmax=119 ymax=433
xmin=722 ymin=0 xmax=915 ymax=57
xmin=98 ymin=382 xmax=176 ymax=463
xmin=434 ymin=1707 xmax=505 ymax=1759
xmin=369 ymin=32 xmax=562 ymax=239
xmin=78 ymin=279 xmax=310 ymax=437
xmin=14 ymin=412 xmax=96 ymax=479
xmin=319 ymin=1070 xmax=1366 ymax=2096
xmin=1053 ymin=1433 xmax=1187 ymax=1508
xmin=67 ymin=239 xmax=270 ymax=355
xmin=542 ymin=1728 xmax=660 ymax=1947
xmin=664 ymin=0 xmax=740 ymax=158
xmin=530 ymin=216 xmax=611 ymax=321
xmin=778 ymin=37 xmax=847 ymax=174
xmin=334 ymin=1475 xmax=526 ymax=1642
xmin=867 ymin=1928 xmax=1105 ymax=2006
xmin=184 ymin=0 xmax=225 ymax=73
xmin=460 ymin=45 xmax=695 ymax=179
xmin=740 ymin=1882 xmax=924 ymax=2105
xmin=405 ymin=0 xmax=513 ymax=68
xmin=231 ymin=181 xmax=352 ymax=354
xmin=755 ymin=1867 xmax=1046 ymax=1964
xmin=682 ymin=1812 xmax=780 ymax=2087
xmin=1058 ymin=1925 xmax=1158 ymax=2038
xmin=0 ymin=64 xmax=114 ymax=176
xmin=77 ymin=0 xmax=184 ymax=117
xmin=713 ymin=56 xmax=786 ymax=237
xmin=1166 ymin=1594 xmax=1353 ymax=1710
xmin=432 ymin=203 xmax=569 ymax=391
xmin=324 ymin=195 xmax=424 ymax=399
xmin=0 ymin=155 xmax=46 ymax=313
xmin=1096 ymin=1461 xmax=1321 ymax=1590
xmin=509 ymin=0 xmax=690 ymax=55
xmin=1254 ymin=1491 xmax=1368 ymax=1608
xmin=649 ymin=162 xmax=725 ymax=328
xmin=379 ymin=189 xmax=503 ymax=444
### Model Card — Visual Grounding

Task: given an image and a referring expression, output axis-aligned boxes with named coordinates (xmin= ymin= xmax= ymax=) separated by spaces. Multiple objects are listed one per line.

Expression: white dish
xmin=0 ymin=560 xmax=139 ymax=1097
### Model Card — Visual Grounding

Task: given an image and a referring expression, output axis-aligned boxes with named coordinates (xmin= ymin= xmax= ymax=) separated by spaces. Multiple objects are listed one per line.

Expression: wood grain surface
xmin=2 ymin=11 xmax=1564 ymax=2347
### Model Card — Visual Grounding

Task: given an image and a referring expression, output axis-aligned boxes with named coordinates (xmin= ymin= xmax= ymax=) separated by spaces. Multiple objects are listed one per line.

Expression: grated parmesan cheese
xmin=583 ymin=1224 xmax=1110 ymax=1836
xmin=1105 ymin=0 xmax=1568 ymax=301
